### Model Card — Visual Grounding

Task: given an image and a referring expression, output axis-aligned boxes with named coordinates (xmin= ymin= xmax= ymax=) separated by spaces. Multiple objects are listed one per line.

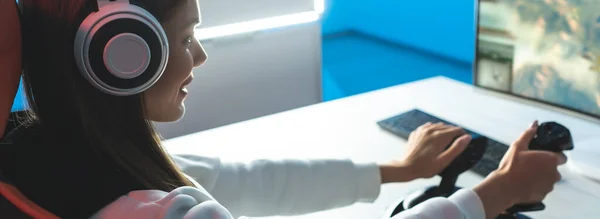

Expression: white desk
xmin=164 ymin=76 xmax=600 ymax=219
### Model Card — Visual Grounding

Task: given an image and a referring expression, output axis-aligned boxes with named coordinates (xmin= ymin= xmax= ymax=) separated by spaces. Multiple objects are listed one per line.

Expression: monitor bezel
xmin=471 ymin=0 xmax=600 ymax=121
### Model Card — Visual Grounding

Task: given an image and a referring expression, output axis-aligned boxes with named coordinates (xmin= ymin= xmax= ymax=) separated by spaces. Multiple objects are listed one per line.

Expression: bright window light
xmin=314 ymin=0 xmax=325 ymax=14
xmin=195 ymin=0 xmax=324 ymax=41
xmin=195 ymin=11 xmax=320 ymax=41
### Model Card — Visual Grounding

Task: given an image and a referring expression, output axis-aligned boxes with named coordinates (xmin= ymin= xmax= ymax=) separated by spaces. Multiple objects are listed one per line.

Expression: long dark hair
xmin=19 ymin=0 xmax=194 ymax=191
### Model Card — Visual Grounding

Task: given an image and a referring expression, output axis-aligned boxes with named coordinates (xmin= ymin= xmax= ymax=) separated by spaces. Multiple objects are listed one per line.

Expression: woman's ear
xmin=0 ymin=0 xmax=23 ymax=138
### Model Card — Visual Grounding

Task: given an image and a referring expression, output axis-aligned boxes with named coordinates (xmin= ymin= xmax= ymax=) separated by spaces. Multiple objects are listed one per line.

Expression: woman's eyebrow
xmin=182 ymin=18 xmax=201 ymax=29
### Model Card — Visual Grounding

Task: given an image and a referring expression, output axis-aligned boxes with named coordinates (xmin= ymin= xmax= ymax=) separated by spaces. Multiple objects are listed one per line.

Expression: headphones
xmin=74 ymin=0 xmax=168 ymax=96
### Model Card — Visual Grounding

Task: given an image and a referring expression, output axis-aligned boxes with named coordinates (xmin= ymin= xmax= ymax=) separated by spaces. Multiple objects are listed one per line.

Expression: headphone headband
xmin=74 ymin=0 xmax=168 ymax=96
xmin=97 ymin=0 xmax=127 ymax=8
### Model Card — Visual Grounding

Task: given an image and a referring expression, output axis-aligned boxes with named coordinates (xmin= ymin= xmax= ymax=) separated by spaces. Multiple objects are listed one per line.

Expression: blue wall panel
xmin=323 ymin=0 xmax=478 ymax=64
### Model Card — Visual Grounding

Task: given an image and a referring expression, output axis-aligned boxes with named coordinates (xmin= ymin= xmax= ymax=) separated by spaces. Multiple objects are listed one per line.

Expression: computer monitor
xmin=473 ymin=0 xmax=600 ymax=182
xmin=474 ymin=0 xmax=600 ymax=119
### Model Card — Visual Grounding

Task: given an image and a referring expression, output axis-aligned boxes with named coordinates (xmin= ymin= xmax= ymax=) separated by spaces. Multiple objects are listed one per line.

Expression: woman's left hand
xmin=378 ymin=122 xmax=472 ymax=183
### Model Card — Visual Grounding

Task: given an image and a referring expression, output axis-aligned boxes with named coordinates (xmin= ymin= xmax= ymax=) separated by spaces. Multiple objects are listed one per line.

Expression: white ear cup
xmin=74 ymin=0 xmax=168 ymax=96
xmin=103 ymin=33 xmax=151 ymax=79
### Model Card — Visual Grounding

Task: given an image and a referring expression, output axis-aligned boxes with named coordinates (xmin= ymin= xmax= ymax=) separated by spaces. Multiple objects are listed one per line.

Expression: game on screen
xmin=476 ymin=0 xmax=600 ymax=117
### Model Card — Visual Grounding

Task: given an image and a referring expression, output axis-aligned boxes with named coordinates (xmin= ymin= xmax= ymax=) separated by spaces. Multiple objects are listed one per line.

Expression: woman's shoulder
xmin=91 ymin=186 xmax=236 ymax=219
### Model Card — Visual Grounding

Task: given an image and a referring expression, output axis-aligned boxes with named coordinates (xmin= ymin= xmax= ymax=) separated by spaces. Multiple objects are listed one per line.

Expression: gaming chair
xmin=0 ymin=0 xmax=22 ymax=139
xmin=0 ymin=1 xmax=61 ymax=218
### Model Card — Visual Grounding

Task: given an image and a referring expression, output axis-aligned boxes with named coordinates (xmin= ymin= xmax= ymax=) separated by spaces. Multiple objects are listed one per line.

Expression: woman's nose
xmin=192 ymin=39 xmax=207 ymax=67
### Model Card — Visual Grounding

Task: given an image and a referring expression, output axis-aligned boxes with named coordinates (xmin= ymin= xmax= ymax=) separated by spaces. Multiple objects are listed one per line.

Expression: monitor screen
xmin=474 ymin=0 xmax=600 ymax=118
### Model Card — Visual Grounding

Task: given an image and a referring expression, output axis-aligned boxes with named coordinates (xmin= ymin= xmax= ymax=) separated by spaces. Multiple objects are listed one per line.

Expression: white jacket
xmin=91 ymin=154 xmax=485 ymax=219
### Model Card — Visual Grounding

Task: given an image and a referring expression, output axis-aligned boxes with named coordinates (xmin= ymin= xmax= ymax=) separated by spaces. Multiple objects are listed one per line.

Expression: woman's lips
xmin=181 ymin=75 xmax=194 ymax=87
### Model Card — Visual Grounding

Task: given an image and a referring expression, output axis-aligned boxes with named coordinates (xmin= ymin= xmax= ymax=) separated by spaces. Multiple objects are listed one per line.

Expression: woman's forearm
xmin=473 ymin=172 xmax=515 ymax=219
xmin=379 ymin=163 xmax=417 ymax=183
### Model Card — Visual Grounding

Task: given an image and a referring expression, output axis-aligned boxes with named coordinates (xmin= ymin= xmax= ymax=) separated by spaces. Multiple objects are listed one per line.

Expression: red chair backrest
xmin=0 ymin=0 xmax=23 ymax=139
xmin=0 ymin=4 xmax=63 ymax=219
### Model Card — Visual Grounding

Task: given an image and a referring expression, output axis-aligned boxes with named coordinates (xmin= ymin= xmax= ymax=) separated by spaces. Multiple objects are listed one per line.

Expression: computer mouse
xmin=438 ymin=134 xmax=488 ymax=178
xmin=529 ymin=122 xmax=573 ymax=152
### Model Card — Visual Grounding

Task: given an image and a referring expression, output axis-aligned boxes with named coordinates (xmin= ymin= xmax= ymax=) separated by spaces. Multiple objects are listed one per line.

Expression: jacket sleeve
xmin=90 ymin=186 xmax=236 ymax=219
xmin=90 ymin=187 xmax=484 ymax=219
xmin=170 ymin=154 xmax=381 ymax=218
xmin=391 ymin=189 xmax=486 ymax=219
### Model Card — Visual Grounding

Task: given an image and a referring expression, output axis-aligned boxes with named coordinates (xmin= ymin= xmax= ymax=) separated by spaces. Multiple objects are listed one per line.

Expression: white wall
xmin=197 ymin=0 xmax=316 ymax=28
xmin=154 ymin=22 xmax=323 ymax=139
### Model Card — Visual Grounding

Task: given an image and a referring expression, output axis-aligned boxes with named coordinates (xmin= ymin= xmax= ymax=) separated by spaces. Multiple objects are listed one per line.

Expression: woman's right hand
xmin=474 ymin=121 xmax=567 ymax=219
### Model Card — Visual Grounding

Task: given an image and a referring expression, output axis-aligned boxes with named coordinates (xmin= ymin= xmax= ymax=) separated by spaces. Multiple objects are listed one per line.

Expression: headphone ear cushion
xmin=74 ymin=3 xmax=168 ymax=96
xmin=87 ymin=18 xmax=163 ymax=90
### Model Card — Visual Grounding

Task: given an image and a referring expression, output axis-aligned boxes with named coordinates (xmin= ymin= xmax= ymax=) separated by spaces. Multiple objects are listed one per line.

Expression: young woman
xmin=0 ymin=0 xmax=566 ymax=218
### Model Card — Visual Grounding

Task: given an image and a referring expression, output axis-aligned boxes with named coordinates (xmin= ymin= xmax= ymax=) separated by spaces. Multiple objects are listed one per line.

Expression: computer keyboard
xmin=377 ymin=109 xmax=508 ymax=177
